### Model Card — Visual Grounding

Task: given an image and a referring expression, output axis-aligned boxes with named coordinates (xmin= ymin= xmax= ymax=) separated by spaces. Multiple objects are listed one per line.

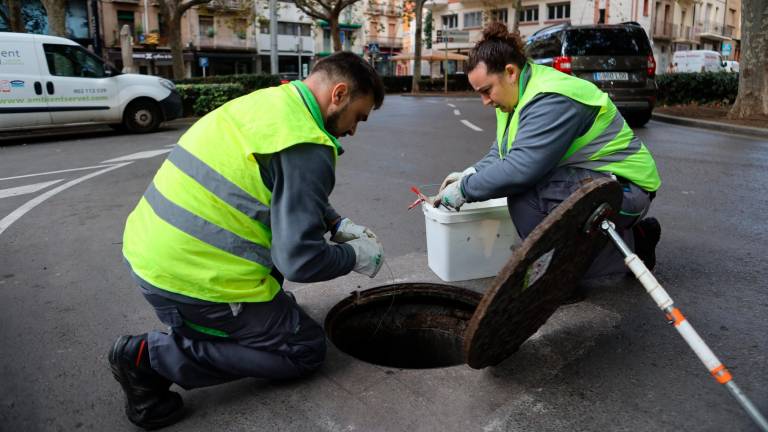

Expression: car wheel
xmin=123 ymin=99 xmax=161 ymax=133
xmin=627 ymin=110 xmax=652 ymax=128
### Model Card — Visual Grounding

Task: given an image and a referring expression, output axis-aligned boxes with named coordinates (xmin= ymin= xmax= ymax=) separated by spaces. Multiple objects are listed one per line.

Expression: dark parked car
xmin=525 ymin=22 xmax=657 ymax=127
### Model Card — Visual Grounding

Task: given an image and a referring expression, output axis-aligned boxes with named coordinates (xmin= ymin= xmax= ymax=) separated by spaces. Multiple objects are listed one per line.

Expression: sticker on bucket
xmin=523 ymin=248 xmax=554 ymax=290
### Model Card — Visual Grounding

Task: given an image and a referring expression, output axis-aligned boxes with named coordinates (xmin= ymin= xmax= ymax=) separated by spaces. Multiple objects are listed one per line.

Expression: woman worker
xmin=434 ymin=22 xmax=661 ymax=287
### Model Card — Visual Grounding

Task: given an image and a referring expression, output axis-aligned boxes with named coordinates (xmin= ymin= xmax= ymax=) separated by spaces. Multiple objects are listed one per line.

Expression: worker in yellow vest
xmin=109 ymin=52 xmax=385 ymax=430
xmin=435 ymin=23 xmax=662 ymax=289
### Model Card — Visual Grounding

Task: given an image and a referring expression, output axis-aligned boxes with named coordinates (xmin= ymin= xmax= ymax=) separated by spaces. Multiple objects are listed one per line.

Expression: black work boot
xmin=633 ymin=217 xmax=661 ymax=270
xmin=109 ymin=334 xmax=184 ymax=430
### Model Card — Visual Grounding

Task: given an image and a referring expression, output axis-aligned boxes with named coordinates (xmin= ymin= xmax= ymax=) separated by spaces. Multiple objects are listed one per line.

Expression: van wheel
xmin=627 ymin=110 xmax=652 ymax=128
xmin=123 ymin=100 xmax=161 ymax=133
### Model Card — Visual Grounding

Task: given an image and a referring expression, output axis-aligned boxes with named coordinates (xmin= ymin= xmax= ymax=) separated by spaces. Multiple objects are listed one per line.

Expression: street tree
xmin=40 ymin=0 xmax=66 ymax=36
xmin=158 ymin=0 xmax=211 ymax=79
xmin=410 ymin=0 xmax=426 ymax=93
xmin=0 ymin=0 xmax=25 ymax=33
xmin=728 ymin=0 xmax=768 ymax=118
xmin=294 ymin=0 xmax=362 ymax=52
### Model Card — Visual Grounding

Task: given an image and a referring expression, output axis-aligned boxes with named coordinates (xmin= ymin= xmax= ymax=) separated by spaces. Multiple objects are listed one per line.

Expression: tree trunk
xmin=169 ymin=15 xmax=187 ymax=79
xmin=41 ymin=0 xmax=67 ymax=36
xmin=510 ymin=0 xmax=521 ymax=34
xmin=330 ymin=15 xmax=342 ymax=52
xmin=727 ymin=0 xmax=768 ymax=118
xmin=411 ymin=0 xmax=425 ymax=94
xmin=8 ymin=0 xmax=24 ymax=33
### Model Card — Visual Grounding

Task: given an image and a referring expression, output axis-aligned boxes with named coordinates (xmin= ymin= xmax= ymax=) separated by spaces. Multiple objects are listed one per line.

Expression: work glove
xmin=439 ymin=166 xmax=477 ymax=192
xmin=331 ymin=218 xmax=378 ymax=243
xmin=347 ymin=237 xmax=384 ymax=278
xmin=433 ymin=181 xmax=466 ymax=210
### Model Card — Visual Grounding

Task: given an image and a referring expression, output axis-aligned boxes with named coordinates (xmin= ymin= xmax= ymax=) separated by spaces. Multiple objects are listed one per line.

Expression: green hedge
xmin=174 ymin=74 xmax=281 ymax=93
xmin=175 ymin=83 xmax=246 ymax=116
xmin=657 ymin=72 xmax=738 ymax=105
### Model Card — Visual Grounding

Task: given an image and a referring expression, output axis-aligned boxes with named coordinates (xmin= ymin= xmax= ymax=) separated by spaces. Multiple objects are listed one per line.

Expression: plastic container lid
xmin=422 ymin=198 xmax=509 ymax=224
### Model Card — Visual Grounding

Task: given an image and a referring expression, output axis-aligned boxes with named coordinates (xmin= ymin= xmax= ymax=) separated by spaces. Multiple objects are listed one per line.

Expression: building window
xmin=157 ymin=14 xmax=166 ymax=37
xmin=116 ymin=10 xmax=135 ymax=37
xmin=278 ymin=21 xmax=297 ymax=35
xmin=519 ymin=6 xmax=539 ymax=23
xmin=260 ymin=22 xmax=269 ymax=34
xmin=299 ymin=23 xmax=311 ymax=36
xmin=491 ymin=8 xmax=508 ymax=23
xmin=547 ymin=3 xmax=570 ymax=20
xmin=463 ymin=11 xmax=482 ymax=28
xmin=199 ymin=16 xmax=214 ymax=37
xmin=643 ymin=0 xmax=649 ymax=17
xmin=442 ymin=14 xmax=458 ymax=29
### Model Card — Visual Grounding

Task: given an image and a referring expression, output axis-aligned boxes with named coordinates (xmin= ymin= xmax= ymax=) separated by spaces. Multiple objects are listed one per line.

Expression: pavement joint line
xmin=651 ymin=113 xmax=768 ymax=139
xmin=461 ymin=119 xmax=483 ymax=131
xmin=0 ymin=162 xmax=132 ymax=236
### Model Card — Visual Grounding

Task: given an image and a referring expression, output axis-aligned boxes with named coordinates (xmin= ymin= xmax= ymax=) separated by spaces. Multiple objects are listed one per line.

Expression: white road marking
xmin=101 ymin=149 xmax=171 ymax=163
xmin=461 ymin=120 xmax=483 ymax=131
xmin=164 ymin=143 xmax=176 ymax=148
xmin=0 ymin=163 xmax=131 ymax=236
xmin=0 ymin=179 xmax=65 ymax=199
xmin=447 ymin=103 xmax=456 ymax=108
xmin=453 ymin=109 xmax=461 ymax=116
xmin=0 ymin=165 xmax=114 ymax=182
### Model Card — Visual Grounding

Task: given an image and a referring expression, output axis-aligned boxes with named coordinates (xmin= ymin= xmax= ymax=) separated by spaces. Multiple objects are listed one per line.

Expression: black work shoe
xmin=109 ymin=335 xmax=184 ymax=430
xmin=633 ymin=217 xmax=661 ymax=270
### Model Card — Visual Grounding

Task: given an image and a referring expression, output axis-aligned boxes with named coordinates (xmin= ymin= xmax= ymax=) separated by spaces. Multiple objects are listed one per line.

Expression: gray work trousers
xmin=507 ymin=167 xmax=651 ymax=279
xmin=142 ymin=289 xmax=326 ymax=389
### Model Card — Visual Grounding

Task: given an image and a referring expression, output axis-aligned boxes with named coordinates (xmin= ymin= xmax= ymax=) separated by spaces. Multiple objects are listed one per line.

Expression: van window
xmin=43 ymin=44 xmax=107 ymax=78
xmin=564 ymin=28 xmax=651 ymax=56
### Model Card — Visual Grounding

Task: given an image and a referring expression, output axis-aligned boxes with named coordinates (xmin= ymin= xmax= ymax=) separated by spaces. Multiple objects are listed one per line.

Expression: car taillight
xmin=647 ymin=54 xmax=656 ymax=78
xmin=553 ymin=56 xmax=573 ymax=74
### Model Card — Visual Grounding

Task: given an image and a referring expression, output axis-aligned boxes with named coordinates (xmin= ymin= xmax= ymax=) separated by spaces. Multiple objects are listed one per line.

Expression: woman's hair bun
xmin=481 ymin=21 xmax=513 ymax=43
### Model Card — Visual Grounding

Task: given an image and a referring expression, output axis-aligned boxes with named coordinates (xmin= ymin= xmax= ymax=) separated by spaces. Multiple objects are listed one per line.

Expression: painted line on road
xmin=447 ymin=103 xmax=456 ymax=108
xmin=0 ymin=179 xmax=65 ymax=199
xmin=0 ymin=163 xmax=131 ymax=236
xmin=461 ymin=120 xmax=483 ymax=131
xmin=0 ymin=165 xmax=116 ymax=182
xmin=453 ymin=109 xmax=461 ymax=116
xmin=101 ymin=149 xmax=172 ymax=163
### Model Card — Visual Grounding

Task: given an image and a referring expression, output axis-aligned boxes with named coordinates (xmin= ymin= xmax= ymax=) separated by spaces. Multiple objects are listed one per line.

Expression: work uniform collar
xmin=512 ymin=62 xmax=532 ymax=112
xmin=290 ymin=80 xmax=344 ymax=155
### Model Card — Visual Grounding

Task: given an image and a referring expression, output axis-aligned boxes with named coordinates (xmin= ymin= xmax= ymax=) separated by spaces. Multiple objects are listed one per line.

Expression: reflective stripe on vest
xmin=496 ymin=63 xmax=661 ymax=192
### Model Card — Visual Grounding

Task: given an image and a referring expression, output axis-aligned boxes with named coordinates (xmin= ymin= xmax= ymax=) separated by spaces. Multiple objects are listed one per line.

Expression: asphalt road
xmin=1 ymin=96 xmax=766 ymax=431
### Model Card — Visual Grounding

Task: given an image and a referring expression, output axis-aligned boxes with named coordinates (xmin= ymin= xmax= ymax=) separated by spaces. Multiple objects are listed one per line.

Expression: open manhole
xmin=325 ymin=283 xmax=482 ymax=369
xmin=326 ymin=178 xmax=623 ymax=370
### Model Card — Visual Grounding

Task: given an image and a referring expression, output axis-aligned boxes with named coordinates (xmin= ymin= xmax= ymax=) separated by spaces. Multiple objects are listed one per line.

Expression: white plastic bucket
xmin=422 ymin=198 xmax=521 ymax=282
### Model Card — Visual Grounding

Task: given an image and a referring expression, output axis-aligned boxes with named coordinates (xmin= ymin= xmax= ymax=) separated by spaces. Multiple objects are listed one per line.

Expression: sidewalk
xmin=652 ymin=105 xmax=768 ymax=139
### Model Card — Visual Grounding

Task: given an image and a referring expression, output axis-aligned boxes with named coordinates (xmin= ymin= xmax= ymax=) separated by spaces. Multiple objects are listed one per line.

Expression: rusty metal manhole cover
xmin=463 ymin=177 xmax=623 ymax=368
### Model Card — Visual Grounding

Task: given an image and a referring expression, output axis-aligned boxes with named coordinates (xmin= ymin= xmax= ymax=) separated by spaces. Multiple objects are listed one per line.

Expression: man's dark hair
xmin=311 ymin=52 xmax=385 ymax=109
xmin=467 ymin=21 xmax=528 ymax=74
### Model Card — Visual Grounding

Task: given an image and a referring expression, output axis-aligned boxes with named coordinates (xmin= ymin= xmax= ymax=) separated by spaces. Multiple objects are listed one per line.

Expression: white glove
xmin=434 ymin=181 xmax=466 ymax=210
xmin=347 ymin=237 xmax=384 ymax=278
xmin=439 ymin=166 xmax=477 ymax=192
xmin=331 ymin=218 xmax=377 ymax=243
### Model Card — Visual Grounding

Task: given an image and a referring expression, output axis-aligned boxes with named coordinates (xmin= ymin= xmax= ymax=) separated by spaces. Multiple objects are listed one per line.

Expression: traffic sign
xmin=721 ymin=42 xmax=732 ymax=56
xmin=198 ymin=57 xmax=209 ymax=68
xmin=368 ymin=43 xmax=380 ymax=53
xmin=435 ymin=29 xmax=470 ymax=44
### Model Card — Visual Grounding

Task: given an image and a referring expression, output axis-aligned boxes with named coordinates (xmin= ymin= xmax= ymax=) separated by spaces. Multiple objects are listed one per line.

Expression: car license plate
xmin=593 ymin=72 xmax=629 ymax=81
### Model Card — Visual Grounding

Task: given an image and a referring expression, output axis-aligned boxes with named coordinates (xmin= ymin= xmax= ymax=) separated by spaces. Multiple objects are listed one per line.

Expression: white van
xmin=671 ymin=50 xmax=725 ymax=73
xmin=0 ymin=32 xmax=181 ymax=133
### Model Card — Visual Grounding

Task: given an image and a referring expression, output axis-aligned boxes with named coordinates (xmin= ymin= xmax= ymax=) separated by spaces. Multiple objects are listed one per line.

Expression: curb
xmin=651 ymin=112 xmax=768 ymax=139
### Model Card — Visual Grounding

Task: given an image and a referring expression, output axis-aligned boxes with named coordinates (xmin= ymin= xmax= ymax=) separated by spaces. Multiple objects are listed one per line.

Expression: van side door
xmin=0 ymin=37 xmax=52 ymax=129
xmin=40 ymin=43 xmax=119 ymax=125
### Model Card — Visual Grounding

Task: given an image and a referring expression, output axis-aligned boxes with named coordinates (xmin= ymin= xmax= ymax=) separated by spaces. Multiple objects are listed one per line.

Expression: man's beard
xmin=325 ymin=104 xmax=348 ymax=138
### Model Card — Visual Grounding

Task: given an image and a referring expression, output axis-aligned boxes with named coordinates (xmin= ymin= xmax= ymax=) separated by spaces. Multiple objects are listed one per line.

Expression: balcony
xmin=205 ymin=0 xmax=248 ymax=11
xmin=652 ymin=22 xmax=673 ymax=39
xmin=673 ymin=24 xmax=695 ymax=42
xmin=367 ymin=36 xmax=403 ymax=49
xmin=695 ymin=20 xmax=731 ymax=40
xmin=195 ymin=35 xmax=258 ymax=49
xmin=366 ymin=3 xmax=401 ymax=16
xmin=725 ymin=25 xmax=736 ymax=38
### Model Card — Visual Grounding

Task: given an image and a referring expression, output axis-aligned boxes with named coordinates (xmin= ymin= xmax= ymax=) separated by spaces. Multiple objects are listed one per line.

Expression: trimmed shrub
xmin=175 ymin=83 xmax=246 ymax=116
xmin=174 ymin=74 xmax=281 ymax=93
xmin=657 ymin=72 xmax=738 ymax=105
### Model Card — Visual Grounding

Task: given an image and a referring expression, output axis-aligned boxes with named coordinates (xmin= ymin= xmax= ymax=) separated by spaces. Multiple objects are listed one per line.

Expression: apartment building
xmin=650 ymin=0 xmax=740 ymax=73
xmin=363 ymin=0 xmax=406 ymax=75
